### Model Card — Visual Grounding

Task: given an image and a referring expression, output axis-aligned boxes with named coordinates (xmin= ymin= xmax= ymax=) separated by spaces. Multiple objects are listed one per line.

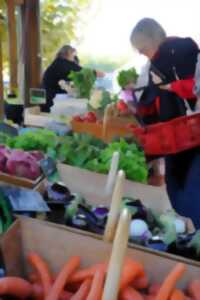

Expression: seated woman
xmin=41 ymin=45 xmax=104 ymax=112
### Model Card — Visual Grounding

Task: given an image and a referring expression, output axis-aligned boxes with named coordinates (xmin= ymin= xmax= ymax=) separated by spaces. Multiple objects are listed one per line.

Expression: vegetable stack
xmin=117 ymin=68 xmax=138 ymax=89
xmin=58 ymin=134 xmax=148 ymax=183
xmin=69 ymin=69 xmax=96 ymax=99
xmin=0 ymin=252 xmax=198 ymax=299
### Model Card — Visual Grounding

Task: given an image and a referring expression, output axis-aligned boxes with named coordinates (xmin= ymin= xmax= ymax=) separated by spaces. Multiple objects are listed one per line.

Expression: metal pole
xmin=6 ymin=0 xmax=18 ymax=95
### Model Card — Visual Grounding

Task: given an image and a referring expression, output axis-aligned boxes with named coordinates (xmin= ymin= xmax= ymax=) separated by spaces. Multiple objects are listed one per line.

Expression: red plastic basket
xmin=131 ymin=112 xmax=200 ymax=155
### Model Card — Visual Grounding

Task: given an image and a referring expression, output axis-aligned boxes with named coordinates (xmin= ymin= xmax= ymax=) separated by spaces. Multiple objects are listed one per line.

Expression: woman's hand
xmin=150 ymin=71 xmax=171 ymax=91
xmin=96 ymin=70 xmax=106 ymax=78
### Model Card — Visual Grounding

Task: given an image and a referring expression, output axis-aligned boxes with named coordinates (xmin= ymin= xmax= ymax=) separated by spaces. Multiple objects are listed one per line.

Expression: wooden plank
xmin=19 ymin=0 xmax=41 ymax=106
xmin=0 ymin=36 xmax=4 ymax=120
xmin=57 ymin=163 xmax=171 ymax=212
xmin=15 ymin=0 xmax=24 ymax=5
xmin=2 ymin=217 xmax=200 ymax=288
xmin=6 ymin=0 xmax=18 ymax=94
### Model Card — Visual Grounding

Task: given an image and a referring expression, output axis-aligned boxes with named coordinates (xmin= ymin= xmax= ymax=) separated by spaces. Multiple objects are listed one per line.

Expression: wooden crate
xmin=0 ymin=172 xmax=44 ymax=189
xmin=1 ymin=217 xmax=200 ymax=285
xmin=71 ymin=117 xmax=134 ymax=142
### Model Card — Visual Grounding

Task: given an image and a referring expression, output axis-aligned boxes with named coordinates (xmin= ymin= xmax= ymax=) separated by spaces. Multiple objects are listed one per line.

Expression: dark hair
xmin=56 ymin=45 xmax=75 ymax=59
xmin=74 ymin=55 xmax=80 ymax=65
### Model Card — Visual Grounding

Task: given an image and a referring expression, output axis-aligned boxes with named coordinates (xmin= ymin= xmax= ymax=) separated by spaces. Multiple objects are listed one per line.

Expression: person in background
xmin=41 ymin=45 xmax=104 ymax=112
xmin=130 ymin=18 xmax=200 ymax=228
xmin=73 ymin=48 xmax=80 ymax=65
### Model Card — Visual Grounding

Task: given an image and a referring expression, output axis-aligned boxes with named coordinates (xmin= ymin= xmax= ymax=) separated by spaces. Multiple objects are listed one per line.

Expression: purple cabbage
xmin=6 ymin=149 xmax=41 ymax=180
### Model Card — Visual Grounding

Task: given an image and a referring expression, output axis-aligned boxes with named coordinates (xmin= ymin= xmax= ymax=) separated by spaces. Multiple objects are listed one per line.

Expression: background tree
xmin=0 ymin=0 xmax=94 ymax=70
xmin=41 ymin=0 xmax=94 ymax=68
xmin=0 ymin=0 xmax=8 ymax=71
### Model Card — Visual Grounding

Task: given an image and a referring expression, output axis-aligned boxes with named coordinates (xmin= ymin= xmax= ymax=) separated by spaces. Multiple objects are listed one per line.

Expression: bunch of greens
xmin=99 ymin=91 xmax=118 ymax=112
xmin=58 ymin=133 xmax=148 ymax=183
xmin=69 ymin=68 xmax=96 ymax=99
xmin=88 ymin=89 xmax=118 ymax=113
xmin=117 ymin=68 xmax=138 ymax=89
xmin=0 ymin=132 xmax=12 ymax=145
xmin=85 ymin=138 xmax=148 ymax=183
xmin=7 ymin=129 xmax=58 ymax=153
xmin=58 ymin=133 xmax=105 ymax=168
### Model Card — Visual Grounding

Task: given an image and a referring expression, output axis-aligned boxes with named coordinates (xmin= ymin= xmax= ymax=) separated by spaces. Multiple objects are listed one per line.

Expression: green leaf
xmin=117 ymin=68 xmax=138 ymax=89
xmin=69 ymin=68 xmax=96 ymax=98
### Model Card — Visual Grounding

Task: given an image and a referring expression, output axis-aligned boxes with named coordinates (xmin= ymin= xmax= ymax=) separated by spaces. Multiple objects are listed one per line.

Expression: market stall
xmin=0 ymin=2 xmax=200 ymax=299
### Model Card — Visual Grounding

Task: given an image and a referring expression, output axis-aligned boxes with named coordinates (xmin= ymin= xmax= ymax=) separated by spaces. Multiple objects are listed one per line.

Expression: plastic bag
xmin=194 ymin=53 xmax=200 ymax=109
xmin=0 ymin=186 xmax=50 ymax=212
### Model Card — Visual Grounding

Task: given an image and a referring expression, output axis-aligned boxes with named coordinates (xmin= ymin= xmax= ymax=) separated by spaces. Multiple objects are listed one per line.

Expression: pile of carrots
xmin=0 ymin=252 xmax=199 ymax=300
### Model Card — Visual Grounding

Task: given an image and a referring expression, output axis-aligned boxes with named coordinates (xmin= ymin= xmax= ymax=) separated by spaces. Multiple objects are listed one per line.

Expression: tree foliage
xmin=41 ymin=0 xmax=93 ymax=67
xmin=0 ymin=0 xmax=93 ymax=69
xmin=0 ymin=0 xmax=8 ymax=70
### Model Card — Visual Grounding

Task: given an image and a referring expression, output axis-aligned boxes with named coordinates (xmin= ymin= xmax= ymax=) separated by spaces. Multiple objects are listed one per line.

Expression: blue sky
xmin=79 ymin=0 xmax=200 ymax=68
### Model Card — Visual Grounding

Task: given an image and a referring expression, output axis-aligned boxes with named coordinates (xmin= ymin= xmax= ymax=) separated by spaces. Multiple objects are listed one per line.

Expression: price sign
xmin=30 ymin=88 xmax=46 ymax=105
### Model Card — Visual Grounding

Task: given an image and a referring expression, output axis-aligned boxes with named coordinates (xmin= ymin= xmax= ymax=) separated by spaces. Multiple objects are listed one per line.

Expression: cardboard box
xmin=1 ymin=217 xmax=199 ymax=287
xmin=24 ymin=107 xmax=54 ymax=128
xmin=0 ymin=172 xmax=44 ymax=190
xmin=57 ymin=163 xmax=171 ymax=212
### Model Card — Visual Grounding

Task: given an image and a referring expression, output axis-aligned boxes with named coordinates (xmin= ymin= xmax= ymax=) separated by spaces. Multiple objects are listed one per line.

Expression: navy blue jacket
xmin=139 ymin=37 xmax=199 ymax=123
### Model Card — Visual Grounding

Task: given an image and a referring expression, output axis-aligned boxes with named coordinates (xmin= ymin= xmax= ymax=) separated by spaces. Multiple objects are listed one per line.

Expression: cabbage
xmin=29 ymin=151 xmax=44 ymax=161
xmin=0 ymin=146 xmax=11 ymax=172
xmin=6 ymin=150 xmax=41 ymax=180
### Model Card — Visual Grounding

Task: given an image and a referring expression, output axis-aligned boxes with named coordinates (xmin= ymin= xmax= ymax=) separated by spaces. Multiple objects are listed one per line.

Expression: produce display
xmin=68 ymin=68 xmax=96 ymax=99
xmin=117 ymin=68 xmax=138 ymax=89
xmin=57 ymin=133 xmax=148 ymax=183
xmin=88 ymin=89 xmax=118 ymax=113
xmin=0 ymin=251 xmax=198 ymax=300
xmin=43 ymin=183 xmax=200 ymax=263
xmin=0 ymin=129 xmax=148 ymax=184
xmin=6 ymin=129 xmax=58 ymax=153
xmin=0 ymin=146 xmax=43 ymax=180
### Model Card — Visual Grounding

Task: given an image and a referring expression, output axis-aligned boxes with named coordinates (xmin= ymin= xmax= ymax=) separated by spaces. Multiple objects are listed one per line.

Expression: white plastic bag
xmin=194 ymin=53 xmax=200 ymax=110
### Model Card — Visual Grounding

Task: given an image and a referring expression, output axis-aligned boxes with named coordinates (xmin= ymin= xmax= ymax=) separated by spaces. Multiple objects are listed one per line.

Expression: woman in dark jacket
xmin=41 ymin=45 xmax=81 ymax=112
xmin=130 ymin=18 xmax=200 ymax=228
xmin=42 ymin=45 xmax=104 ymax=112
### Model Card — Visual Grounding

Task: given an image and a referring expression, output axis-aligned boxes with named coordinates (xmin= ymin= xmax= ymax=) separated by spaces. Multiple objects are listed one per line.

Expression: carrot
xmin=28 ymin=272 xmax=40 ymax=284
xmin=86 ymin=267 xmax=105 ymax=300
xmin=68 ymin=263 xmax=107 ymax=284
xmin=28 ymin=252 xmax=52 ymax=299
xmin=187 ymin=280 xmax=200 ymax=300
xmin=144 ymin=296 xmax=155 ymax=300
xmin=46 ymin=256 xmax=80 ymax=300
xmin=120 ymin=286 xmax=144 ymax=300
xmin=65 ymin=282 xmax=82 ymax=293
xmin=0 ymin=277 xmax=32 ymax=299
xmin=155 ymin=263 xmax=186 ymax=300
xmin=32 ymin=283 xmax=45 ymax=300
xmin=32 ymin=283 xmax=73 ymax=300
xmin=29 ymin=272 xmax=56 ymax=284
xmin=71 ymin=279 xmax=92 ymax=300
xmin=59 ymin=290 xmax=74 ymax=300
xmin=170 ymin=289 xmax=187 ymax=300
xmin=133 ymin=274 xmax=149 ymax=290
xmin=120 ymin=258 xmax=145 ymax=290
xmin=149 ymin=283 xmax=161 ymax=295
